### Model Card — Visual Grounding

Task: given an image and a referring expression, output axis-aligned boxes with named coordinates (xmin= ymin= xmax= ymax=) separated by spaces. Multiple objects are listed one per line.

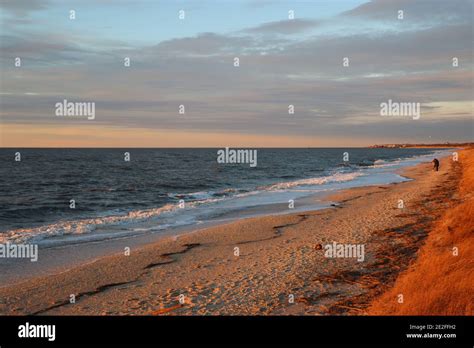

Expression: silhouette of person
xmin=432 ymin=158 xmax=440 ymax=171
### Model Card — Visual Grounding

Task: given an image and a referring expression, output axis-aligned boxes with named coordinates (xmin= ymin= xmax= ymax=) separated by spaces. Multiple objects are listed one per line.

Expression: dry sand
xmin=0 ymin=154 xmax=460 ymax=315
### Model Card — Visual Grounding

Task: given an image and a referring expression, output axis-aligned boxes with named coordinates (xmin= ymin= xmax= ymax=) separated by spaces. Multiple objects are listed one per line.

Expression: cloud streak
xmin=244 ymin=18 xmax=320 ymax=34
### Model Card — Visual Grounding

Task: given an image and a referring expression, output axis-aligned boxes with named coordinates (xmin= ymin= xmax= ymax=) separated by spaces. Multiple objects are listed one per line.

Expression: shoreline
xmin=0 ymin=152 xmax=462 ymax=315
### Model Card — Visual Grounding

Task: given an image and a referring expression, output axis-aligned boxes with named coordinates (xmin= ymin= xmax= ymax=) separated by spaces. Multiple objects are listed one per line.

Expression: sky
xmin=0 ymin=0 xmax=473 ymax=147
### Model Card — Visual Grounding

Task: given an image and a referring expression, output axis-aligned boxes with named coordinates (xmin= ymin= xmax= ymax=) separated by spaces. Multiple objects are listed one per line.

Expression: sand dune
xmin=369 ymin=148 xmax=474 ymax=315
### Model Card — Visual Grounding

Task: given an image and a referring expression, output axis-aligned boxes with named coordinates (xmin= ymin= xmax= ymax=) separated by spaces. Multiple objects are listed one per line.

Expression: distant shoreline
xmin=369 ymin=143 xmax=472 ymax=149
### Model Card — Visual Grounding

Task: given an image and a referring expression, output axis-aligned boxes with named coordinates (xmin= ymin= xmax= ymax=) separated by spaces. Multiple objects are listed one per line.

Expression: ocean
xmin=0 ymin=148 xmax=451 ymax=247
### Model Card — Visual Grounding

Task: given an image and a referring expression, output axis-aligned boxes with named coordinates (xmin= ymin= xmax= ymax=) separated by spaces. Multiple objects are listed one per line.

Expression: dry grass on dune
xmin=368 ymin=148 xmax=474 ymax=315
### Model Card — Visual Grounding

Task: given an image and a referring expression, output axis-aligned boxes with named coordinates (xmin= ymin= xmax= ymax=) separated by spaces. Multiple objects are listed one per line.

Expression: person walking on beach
xmin=432 ymin=158 xmax=440 ymax=171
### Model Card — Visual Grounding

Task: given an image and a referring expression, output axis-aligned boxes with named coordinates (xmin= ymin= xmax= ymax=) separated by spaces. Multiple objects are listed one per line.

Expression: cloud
xmin=147 ymin=33 xmax=257 ymax=58
xmin=0 ymin=0 xmax=472 ymax=145
xmin=244 ymin=19 xmax=320 ymax=35
xmin=0 ymin=33 xmax=87 ymax=65
xmin=343 ymin=0 xmax=472 ymax=24
xmin=240 ymin=23 xmax=473 ymax=80
xmin=0 ymin=0 xmax=50 ymax=17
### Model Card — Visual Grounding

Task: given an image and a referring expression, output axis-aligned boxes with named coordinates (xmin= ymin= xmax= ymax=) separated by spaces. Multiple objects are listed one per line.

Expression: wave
xmin=264 ymin=171 xmax=364 ymax=190
xmin=0 ymin=203 xmax=179 ymax=245
xmin=0 ymin=171 xmax=365 ymax=245
xmin=0 ymin=190 xmax=248 ymax=245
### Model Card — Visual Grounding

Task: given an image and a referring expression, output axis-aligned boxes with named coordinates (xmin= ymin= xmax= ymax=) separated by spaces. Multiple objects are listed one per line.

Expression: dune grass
xmin=368 ymin=148 xmax=474 ymax=315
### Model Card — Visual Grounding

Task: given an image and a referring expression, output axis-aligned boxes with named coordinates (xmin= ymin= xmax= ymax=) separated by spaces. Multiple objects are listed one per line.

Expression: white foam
xmin=265 ymin=171 xmax=364 ymax=190
xmin=0 ymin=203 xmax=179 ymax=245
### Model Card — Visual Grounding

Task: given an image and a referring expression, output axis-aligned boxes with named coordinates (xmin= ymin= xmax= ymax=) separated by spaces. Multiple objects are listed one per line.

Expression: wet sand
xmin=0 ymin=154 xmax=460 ymax=315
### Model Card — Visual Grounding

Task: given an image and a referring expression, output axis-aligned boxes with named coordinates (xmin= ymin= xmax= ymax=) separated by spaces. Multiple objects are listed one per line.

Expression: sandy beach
xmin=0 ymin=151 xmax=467 ymax=315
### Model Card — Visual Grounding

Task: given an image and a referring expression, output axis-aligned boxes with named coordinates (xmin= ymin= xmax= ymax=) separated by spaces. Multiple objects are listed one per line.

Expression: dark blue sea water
xmin=0 ymin=148 xmax=450 ymax=246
